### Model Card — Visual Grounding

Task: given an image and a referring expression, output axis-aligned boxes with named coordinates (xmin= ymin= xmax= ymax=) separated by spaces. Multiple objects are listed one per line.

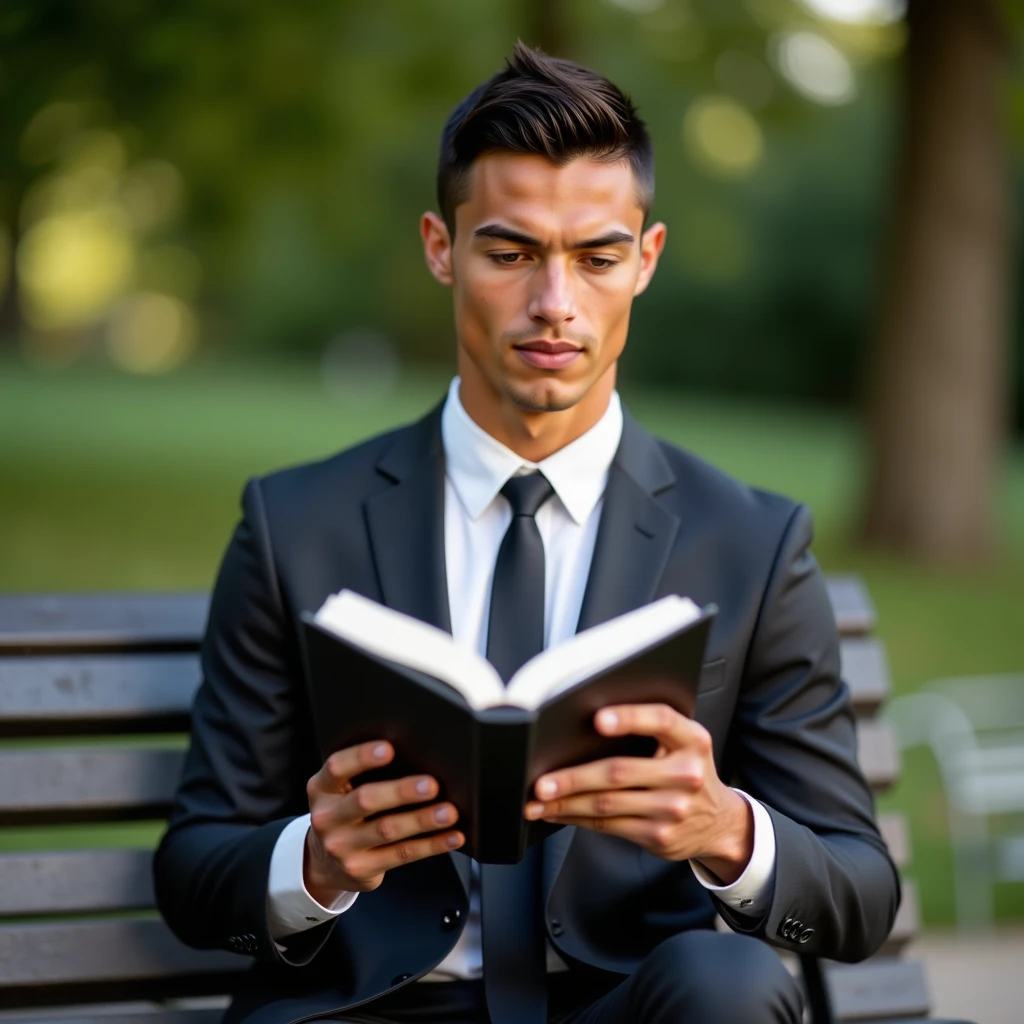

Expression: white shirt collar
xmin=440 ymin=376 xmax=623 ymax=526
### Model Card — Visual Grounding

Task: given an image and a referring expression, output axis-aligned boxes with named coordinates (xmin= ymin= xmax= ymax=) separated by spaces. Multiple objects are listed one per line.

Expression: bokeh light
xmin=797 ymin=0 xmax=904 ymax=25
xmin=105 ymin=292 xmax=197 ymax=374
xmin=775 ymin=31 xmax=857 ymax=105
xmin=683 ymin=96 xmax=764 ymax=179
xmin=17 ymin=207 xmax=135 ymax=330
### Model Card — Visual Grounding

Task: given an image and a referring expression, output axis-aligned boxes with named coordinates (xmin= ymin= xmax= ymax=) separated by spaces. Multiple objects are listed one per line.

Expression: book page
xmin=314 ymin=590 xmax=506 ymax=710
xmin=505 ymin=595 xmax=702 ymax=710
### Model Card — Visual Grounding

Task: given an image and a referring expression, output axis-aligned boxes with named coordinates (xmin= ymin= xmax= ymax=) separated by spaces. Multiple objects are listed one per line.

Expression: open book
xmin=301 ymin=590 xmax=716 ymax=863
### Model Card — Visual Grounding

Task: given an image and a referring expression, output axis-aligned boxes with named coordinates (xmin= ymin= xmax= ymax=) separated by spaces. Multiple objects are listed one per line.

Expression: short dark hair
xmin=437 ymin=42 xmax=654 ymax=234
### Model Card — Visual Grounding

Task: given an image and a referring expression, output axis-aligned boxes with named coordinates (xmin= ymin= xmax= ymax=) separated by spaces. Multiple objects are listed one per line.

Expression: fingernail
xmin=415 ymin=778 xmax=432 ymax=796
xmin=434 ymin=805 xmax=452 ymax=824
xmin=447 ymin=833 xmax=462 ymax=848
xmin=525 ymin=802 xmax=544 ymax=820
xmin=373 ymin=743 xmax=389 ymax=761
xmin=537 ymin=779 xmax=557 ymax=798
xmin=599 ymin=710 xmax=618 ymax=731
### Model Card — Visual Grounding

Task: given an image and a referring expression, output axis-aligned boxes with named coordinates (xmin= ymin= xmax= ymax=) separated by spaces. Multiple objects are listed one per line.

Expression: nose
xmin=528 ymin=260 xmax=576 ymax=328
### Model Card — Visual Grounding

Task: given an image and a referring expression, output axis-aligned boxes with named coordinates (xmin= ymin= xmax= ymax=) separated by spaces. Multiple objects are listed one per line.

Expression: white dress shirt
xmin=266 ymin=377 xmax=777 ymax=974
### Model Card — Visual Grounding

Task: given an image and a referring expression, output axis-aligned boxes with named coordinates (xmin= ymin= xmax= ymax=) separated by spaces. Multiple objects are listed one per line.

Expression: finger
xmin=312 ymin=740 xmax=394 ymax=796
xmin=351 ymin=800 xmax=460 ymax=851
xmin=594 ymin=704 xmax=698 ymax=751
xmin=538 ymin=814 xmax=677 ymax=854
xmin=343 ymin=829 xmax=465 ymax=878
xmin=342 ymin=773 xmax=441 ymax=821
xmin=525 ymin=788 xmax=689 ymax=823
xmin=534 ymin=751 xmax=704 ymax=800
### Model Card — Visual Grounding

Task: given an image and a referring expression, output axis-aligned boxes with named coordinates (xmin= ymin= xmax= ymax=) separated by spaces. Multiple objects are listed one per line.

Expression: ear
xmin=421 ymin=211 xmax=454 ymax=286
xmin=634 ymin=221 xmax=667 ymax=297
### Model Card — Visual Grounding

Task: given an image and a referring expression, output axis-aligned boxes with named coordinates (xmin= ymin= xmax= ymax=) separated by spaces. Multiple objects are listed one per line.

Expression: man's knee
xmin=631 ymin=930 xmax=803 ymax=1023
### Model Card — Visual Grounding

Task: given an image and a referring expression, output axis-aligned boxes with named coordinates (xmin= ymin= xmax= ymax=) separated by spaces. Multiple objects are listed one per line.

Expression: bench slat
xmin=0 ymin=1011 xmax=225 ymax=1024
xmin=0 ymin=596 xmax=208 ymax=655
xmin=0 ymin=749 xmax=184 ymax=825
xmin=0 ymin=917 xmax=244 ymax=990
xmin=857 ymin=721 xmax=899 ymax=791
xmin=0 ymin=655 xmax=199 ymax=736
xmin=878 ymin=813 xmax=910 ymax=868
xmin=826 ymin=957 xmax=930 ymax=1021
xmin=841 ymin=638 xmax=891 ymax=716
xmin=0 ymin=579 xmax=869 ymax=654
xmin=825 ymin=577 xmax=877 ymax=637
xmin=0 ymin=724 xmax=894 ymax=827
xmin=0 ymin=642 xmax=885 ymax=733
xmin=884 ymin=879 xmax=919 ymax=953
xmin=0 ymin=849 xmax=154 ymax=917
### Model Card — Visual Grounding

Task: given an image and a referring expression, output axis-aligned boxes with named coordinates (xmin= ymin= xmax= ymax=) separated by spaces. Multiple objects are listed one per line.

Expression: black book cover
xmin=299 ymin=605 xmax=715 ymax=863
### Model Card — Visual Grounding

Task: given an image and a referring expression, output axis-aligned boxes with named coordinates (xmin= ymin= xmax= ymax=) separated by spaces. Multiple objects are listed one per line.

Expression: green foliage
xmin=2 ymin=0 xmax=1020 ymax=423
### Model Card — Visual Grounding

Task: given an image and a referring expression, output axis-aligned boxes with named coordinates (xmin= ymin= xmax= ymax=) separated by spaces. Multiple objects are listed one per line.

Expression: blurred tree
xmin=861 ymin=0 xmax=1016 ymax=562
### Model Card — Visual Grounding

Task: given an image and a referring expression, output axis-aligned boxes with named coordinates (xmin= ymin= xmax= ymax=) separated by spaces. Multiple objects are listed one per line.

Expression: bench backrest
xmin=0 ymin=580 xmax=924 ymax=1020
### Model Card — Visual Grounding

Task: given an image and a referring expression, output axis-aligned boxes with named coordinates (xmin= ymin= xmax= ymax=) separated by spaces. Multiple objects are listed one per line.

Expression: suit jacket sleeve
xmin=714 ymin=503 xmax=901 ymax=962
xmin=153 ymin=478 xmax=336 ymax=966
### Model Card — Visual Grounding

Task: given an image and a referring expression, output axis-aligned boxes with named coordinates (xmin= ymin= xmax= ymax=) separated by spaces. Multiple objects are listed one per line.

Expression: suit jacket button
xmin=799 ymin=927 xmax=814 ymax=943
xmin=441 ymin=908 xmax=461 ymax=930
xmin=550 ymin=919 xmax=564 ymax=937
xmin=392 ymin=973 xmax=413 ymax=986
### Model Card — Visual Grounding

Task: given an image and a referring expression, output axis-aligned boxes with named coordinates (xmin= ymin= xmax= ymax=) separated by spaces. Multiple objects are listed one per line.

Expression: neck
xmin=456 ymin=363 xmax=616 ymax=463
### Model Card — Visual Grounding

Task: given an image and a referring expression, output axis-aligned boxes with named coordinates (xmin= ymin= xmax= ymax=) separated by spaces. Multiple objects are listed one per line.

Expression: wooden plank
xmin=857 ymin=721 xmax=900 ymax=792
xmin=878 ymin=813 xmax=910 ymax=868
xmin=0 ymin=655 xmax=199 ymax=736
xmin=884 ymin=878 xmax=919 ymax=953
xmin=0 ymin=849 xmax=154 ymax=917
xmin=826 ymin=577 xmax=877 ymax=637
xmin=0 ymin=749 xmax=183 ymax=825
xmin=0 ymin=596 xmax=208 ymax=655
xmin=0 ymin=917 xmax=245 ymax=990
xmin=0 ymin=1011 xmax=224 ymax=1024
xmin=0 ymin=580 xmax=859 ymax=651
xmin=841 ymin=638 xmax=891 ymax=716
xmin=826 ymin=957 xmax=931 ymax=1021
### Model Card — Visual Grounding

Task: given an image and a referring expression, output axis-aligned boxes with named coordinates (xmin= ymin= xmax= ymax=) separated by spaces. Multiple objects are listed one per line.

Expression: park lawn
xmin=2 ymin=356 xmax=1023 ymax=925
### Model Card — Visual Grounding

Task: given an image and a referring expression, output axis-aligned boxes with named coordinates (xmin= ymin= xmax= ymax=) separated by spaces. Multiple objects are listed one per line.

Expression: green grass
xmin=2 ymin=355 xmax=1023 ymax=926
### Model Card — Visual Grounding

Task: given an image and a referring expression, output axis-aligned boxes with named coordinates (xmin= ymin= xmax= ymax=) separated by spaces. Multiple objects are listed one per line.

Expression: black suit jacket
xmin=154 ymin=403 xmax=900 ymax=1024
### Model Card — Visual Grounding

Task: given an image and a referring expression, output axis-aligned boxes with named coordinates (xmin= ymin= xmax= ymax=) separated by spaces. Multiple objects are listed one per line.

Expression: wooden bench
xmin=0 ymin=580 xmax=948 ymax=1022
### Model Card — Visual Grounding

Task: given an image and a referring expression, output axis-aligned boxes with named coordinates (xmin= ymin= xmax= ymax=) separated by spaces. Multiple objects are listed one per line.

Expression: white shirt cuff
xmin=689 ymin=790 xmax=776 ymax=917
xmin=266 ymin=813 xmax=359 ymax=941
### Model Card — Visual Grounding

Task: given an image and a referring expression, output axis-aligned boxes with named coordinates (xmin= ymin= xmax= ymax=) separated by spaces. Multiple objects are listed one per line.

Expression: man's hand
xmin=525 ymin=704 xmax=754 ymax=884
xmin=304 ymin=740 xmax=464 ymax=907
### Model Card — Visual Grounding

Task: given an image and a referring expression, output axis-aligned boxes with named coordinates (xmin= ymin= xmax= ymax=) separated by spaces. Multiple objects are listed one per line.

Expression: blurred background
xmin=1 ymin=0 xmax=1022 ymax=1010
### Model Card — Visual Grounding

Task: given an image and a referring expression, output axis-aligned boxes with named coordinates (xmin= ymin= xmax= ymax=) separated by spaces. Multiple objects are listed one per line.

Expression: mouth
xmin=512 ymin=340 xmax=584 ymax=371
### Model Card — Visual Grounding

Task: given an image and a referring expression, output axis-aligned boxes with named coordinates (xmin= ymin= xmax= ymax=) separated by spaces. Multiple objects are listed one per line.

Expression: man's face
xmin=422 ymin=153 xmax=665 ymax=415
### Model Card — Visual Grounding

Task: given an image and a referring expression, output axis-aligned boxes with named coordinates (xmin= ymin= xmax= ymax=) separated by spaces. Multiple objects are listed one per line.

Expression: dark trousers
xmin=328 ymin=931 xmax=804 ymax=1023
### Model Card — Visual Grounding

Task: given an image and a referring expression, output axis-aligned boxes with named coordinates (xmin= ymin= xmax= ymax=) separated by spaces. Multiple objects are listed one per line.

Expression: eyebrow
xmin=472 ymin=223 xmax=635 ymax=249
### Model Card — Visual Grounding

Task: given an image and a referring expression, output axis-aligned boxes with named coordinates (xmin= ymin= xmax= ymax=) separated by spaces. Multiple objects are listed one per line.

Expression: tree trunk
xmin=522 ymin=0 xmax=569 ymax=57
xmin=860 ymin=0 xmax=1014 ymax=563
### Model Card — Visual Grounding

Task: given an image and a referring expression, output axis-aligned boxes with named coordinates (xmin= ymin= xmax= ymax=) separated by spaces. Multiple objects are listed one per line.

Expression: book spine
xmin=473 ymin=707 xmax=533 ymax=864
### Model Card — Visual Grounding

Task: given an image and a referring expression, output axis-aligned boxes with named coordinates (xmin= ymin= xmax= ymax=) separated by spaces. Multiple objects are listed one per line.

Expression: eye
xmin=490 ymin=252 xmax=527 ymax=265
xmin=585 ymin=257 xmax=616 ymax=270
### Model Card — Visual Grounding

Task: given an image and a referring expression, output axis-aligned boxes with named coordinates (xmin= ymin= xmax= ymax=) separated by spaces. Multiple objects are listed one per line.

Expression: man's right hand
xmin=304 ymin=739 xmax=464 ymax=907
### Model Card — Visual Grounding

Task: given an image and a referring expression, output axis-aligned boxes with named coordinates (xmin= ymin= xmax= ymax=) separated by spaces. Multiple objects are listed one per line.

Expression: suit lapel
xmin=544 ymin=411 xmax=681 ymax=891
xmin=364 ymin=405 xmax=452 ymax=635
xmin=577 ymin=410 xmax=680 ymax=632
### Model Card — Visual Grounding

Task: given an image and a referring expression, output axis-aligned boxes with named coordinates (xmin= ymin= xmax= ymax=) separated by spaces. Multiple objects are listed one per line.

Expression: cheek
xmin=455 ymin=269 xmax=515 ymax=343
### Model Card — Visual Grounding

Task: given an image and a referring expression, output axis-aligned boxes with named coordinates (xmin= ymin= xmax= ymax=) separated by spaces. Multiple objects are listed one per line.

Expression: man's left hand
xmin=525 ymin=704 xmax=754 ymax=884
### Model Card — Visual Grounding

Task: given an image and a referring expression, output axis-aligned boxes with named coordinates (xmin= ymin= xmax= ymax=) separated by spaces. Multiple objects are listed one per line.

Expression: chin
xmin=503 ymin=377 xmax=585 ymax=414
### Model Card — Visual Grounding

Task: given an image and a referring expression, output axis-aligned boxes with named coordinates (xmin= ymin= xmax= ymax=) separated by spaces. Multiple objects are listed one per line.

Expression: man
xmin=155 ymin=44 xmax=900 ymax=1024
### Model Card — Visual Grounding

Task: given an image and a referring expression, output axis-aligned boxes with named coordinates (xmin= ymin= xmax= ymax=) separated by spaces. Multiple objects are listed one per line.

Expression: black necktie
xmin=481 ymin=472 xmax=554 ymax=1024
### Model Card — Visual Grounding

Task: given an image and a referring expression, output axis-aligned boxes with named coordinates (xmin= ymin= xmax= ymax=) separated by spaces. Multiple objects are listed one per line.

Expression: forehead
xmin=457 ymin=152 xmax=644 ymax=237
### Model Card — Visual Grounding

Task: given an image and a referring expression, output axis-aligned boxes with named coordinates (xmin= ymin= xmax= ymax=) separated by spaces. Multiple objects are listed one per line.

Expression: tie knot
xmin=501 ymin=472 xmax=554 ymax=518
